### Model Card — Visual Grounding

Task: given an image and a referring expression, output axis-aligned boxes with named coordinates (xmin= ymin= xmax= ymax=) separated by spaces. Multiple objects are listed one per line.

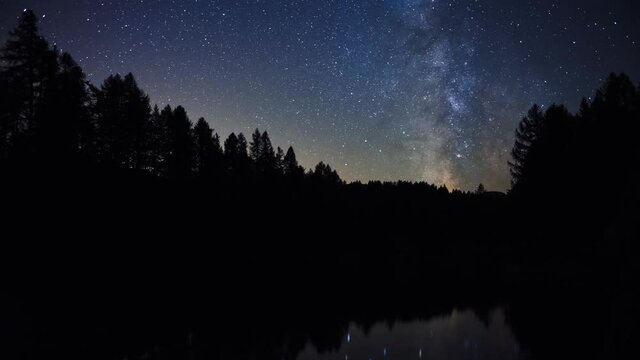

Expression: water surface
xmin=298 ymin=308 xmax=523 ymax=360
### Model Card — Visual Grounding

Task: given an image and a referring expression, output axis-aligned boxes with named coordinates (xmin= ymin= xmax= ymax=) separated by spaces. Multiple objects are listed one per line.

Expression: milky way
xmin=1 ymin=0 xmax=639 ymax=190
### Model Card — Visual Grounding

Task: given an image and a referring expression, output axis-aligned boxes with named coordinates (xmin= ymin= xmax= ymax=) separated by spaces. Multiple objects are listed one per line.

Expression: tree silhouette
xmin=166 ymin=105 xmax=194 ymax=180
xmin=311 ymin=161 xmax=342 ymax=186
xmin=250 ymin=128 xmax=277 ymax=176
xmin=250 ymin=128 xmax=263 ymax=164
xmin=223 ymin=132 xmax=240 ymax=175
xmin=193 ymin=117 xmax=222 ymax=180
xmin=224 ymin=132 xmax=251 ymax=179
xmin=0 ymin=70 xmax=13 ymax=161
xmin=509 ymin=73 xmax=640 ymax=208
xmin=208 ymin=130 xmax=224 ymax=182
xmin=0 ymin=10 xmax=351 ymax=189
xmin=237 ymin=133 xmax=248 ymax=157
xmin=147 ymin=105 xmax=167 ymax=176
xmin=236 ymin=133 xmax=250 ymax=178
xmin=586 ymin=73 xmax=640 ymax=198
xmin=283 ymin=146 xmax=304 ymax=179
xmin=41 ymin=52 xmax=94 ymax=161
xmin=275 ymin=146 xmax=285 ymax=174
xmin=539 ymin=104 xmax=574 ymax=190
xmin=260 ymin=131 xmax=275 ymax=172
xmin=0 ymin=9 xmax=55 ymax=159
xmin=32 ymin=47 xmax=62 ymax=159
xmin=1 ymin=10 xmax=48 ymax=125
xmin=508 ymin=104 xmax=544 ymax=195
xmin=64 ymin=54 xmax=93 ymax=153
xmin=94 ymin=73 xmax=152 ymax=170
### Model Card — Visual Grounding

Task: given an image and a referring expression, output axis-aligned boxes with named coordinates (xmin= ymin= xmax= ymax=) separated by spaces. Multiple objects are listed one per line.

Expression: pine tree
xmin=275 ymin=146 xmax=285 ymax=174
xmin=0 ymin=9 xmax=55 ymax=157
xmin=193 ymin=117 xmax=215 ymax=179
xmin=50 ymin=52 xmax=93 ymax=159
xmin=0 ymin=71 xmax=13 ymax=160
xmin=166 ymin=105 xmax=194 ymax=180
xmin=210 ymin=131 xmax=224 ymax=177
xmin=223 ymin=132 xmax=250 ymax=179
xmin=508 ymin=104 xmax=544 ymax=193
xmin=124 ymin=74 xmax=152 ymax=170
xmin=312 ymin=161 xmax=341 ymax=186
xmin=250 ymin=128 xmax=262 ymax=163
xmin=260 ymin=131 xmax=275 ymax=171
xmin=283 ymin=146 xmax=303 ymax=177
xmin=31 ymin=44 xmax=59 ymax=157
xmin=237 ymin=133 xmax=249 ymax=160
xmin=94 ymin=73 xmax=152 ymax=170
xmin=224 ymin=133 xmax=239 ymax=160
xmin=1 ymin=10 xmax=50 ymax=126
xmin=148 ymin=105 xmax=167 ymax=175
xmin=590 ymin=73 xmax=639 ymax=195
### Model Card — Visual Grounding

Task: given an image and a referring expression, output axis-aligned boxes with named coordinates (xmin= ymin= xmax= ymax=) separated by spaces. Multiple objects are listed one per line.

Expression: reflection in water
xmin=298 ymin=308 xmax=523 ymax=360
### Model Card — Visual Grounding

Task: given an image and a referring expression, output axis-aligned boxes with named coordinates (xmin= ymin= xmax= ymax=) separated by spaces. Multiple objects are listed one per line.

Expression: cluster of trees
xmin=3 ymin=10 xmax=639 ymax=206
xmin=0 ymin=10 xmax=341 ymax=186
xmin=509 ymin=73 xmax=640 ymax=208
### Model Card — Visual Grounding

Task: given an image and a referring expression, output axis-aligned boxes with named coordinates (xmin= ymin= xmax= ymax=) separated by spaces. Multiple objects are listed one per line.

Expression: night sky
xmin=1 ymin=1 xmax=639 ymax=190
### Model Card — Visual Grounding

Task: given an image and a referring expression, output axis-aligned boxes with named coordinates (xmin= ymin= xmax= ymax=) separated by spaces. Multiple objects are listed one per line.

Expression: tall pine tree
xmin=508 ymin=104 xmax=544 ymax=194
xmin=193 ymin=117 xmax=220 ymax=179
xmin=0 ymin=9 xmax=56 ymax=158
xmin=166 ymin=106 xmax=194 ymax=180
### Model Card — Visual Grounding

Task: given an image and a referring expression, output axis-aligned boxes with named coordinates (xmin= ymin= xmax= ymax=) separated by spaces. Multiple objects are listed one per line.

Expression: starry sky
xmin=1 ymin=1 xmax=639 ymax=190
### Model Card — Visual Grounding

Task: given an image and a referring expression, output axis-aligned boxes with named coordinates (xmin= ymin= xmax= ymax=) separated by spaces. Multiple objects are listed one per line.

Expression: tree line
xmin=509 ymin=73 xmax=640 ymax=207
xmin=2 ymin=9 xmax=639 ymax=206
xmin=0 ymin=10 xmax=341 ymax=187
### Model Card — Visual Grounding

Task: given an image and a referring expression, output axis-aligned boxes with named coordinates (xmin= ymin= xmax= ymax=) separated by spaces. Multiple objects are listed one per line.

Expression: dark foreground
xmin=1 ymin=171 xmax=638 ymax=360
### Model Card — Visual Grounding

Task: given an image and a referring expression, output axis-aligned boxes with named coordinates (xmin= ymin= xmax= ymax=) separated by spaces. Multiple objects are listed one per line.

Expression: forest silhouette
xmin=1 ymin=10 xmax=638 ymax=360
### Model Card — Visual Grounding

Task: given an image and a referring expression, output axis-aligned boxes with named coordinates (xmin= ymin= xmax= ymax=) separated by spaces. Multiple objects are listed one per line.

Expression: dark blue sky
xmin=2 ymin=0 xmax=639 ymax=190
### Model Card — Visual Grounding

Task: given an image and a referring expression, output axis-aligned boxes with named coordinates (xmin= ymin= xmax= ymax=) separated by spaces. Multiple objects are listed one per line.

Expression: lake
xmin=297 ymin=308 xmax=523 ymax=360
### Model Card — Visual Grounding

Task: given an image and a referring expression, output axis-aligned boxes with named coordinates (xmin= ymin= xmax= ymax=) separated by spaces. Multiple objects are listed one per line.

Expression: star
xmin=2 ymin=0 xmax=637 ymax=191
